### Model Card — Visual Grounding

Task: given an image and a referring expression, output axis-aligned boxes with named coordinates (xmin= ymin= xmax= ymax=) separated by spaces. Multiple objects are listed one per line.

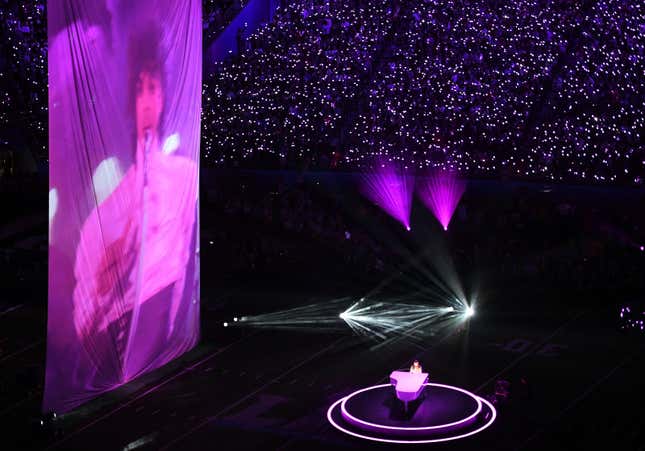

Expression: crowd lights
xmin=198 ymin=0 xmax=642 ymax=184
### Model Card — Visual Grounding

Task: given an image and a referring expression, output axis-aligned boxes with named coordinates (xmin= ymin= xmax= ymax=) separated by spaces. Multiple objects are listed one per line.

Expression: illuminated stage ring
xmin=340 ymin=383 xmax=482 ymax=431
xmin=327 ymin=384 xmax=497 ymax=444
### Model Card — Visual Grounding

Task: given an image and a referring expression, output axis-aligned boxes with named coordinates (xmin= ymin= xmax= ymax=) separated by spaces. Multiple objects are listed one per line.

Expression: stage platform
xmin=327 ymin=382 xmax=496 ymax=444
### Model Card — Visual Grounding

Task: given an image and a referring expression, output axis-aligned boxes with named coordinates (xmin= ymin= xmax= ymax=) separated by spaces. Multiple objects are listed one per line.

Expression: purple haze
xmin=360 ymin=162 xmax=414 ymax=230
xmin=417 ymin=171 xmax=465 ymax=231
xmin=44 ymin=0 xmax=201 ymax=413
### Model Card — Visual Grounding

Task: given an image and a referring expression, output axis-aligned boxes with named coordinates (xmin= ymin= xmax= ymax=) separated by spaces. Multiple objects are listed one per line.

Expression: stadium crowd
xmin=201 ymin=0 xmax=644 ymax=184
xmin=202 ymin=0 xmax=394 ymax=167
xmin=0 ymin=0 xmax=47 ymax=161
xmin=203 ymin=0 xmax=246 ymax=44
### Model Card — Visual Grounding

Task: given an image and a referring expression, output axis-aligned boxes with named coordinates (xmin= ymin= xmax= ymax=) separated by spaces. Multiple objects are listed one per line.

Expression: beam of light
xmin=234 ymin=298 xmax=353 ymax=332
xmin=235 ymin=297 xmax=465 ymax=347
xmin=357 ymin=243 xmax=468 ymax=317
xmin=360 ymin=161 xmax=414 ymax=231
xmin=417 ymin=170 xmax=465 ymax=231
xmin=340 ymin=300 xmax=462 ymax=344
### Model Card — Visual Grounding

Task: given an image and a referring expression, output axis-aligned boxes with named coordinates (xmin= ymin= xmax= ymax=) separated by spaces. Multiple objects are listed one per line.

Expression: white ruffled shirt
xmin=72 ymin=135 xmax=197 ymax=341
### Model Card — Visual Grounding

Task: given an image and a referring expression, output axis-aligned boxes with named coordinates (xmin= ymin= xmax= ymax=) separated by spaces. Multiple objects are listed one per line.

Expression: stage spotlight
xmin=339 ymin=312 xmax=347 ymax=320
xmin=442 ymin=306 xmax=455 ymax=313
xmin=417 ymin=170 xmax=465 ymax=231
xmin=640 ymin=245 xmax=644 ymax=252
xmin=360 ymin=162 xmax=414 ymax=230
xmin=406 ymin=226 xmax=411 ymax=231
xmin=223 ymin=322 xmax=228 ymax=327
xmin=465 ymin=306 xmax=475 ymax=318
xmin=233 ymin=317 xmax=238 ymax=322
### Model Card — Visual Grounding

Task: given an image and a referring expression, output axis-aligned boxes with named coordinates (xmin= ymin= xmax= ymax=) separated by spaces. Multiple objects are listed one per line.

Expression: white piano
xmin=390 ymin=370 xmax=429 ymax=412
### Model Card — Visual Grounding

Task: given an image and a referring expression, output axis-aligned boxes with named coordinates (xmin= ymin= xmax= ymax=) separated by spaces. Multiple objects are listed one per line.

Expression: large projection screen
xmin=45 ymin=0 xmax=201 ymax=413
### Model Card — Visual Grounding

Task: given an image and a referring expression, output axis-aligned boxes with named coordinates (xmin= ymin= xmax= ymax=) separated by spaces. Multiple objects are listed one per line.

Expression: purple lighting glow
xmin=327 ymin=383 xmax=497 ymax=444
xmin=417 ymin=171 xmax=465 ymax=231
xmin=340 ymin=383 xmax=482 ymax=432
xmin=360 ymin=162 xmax=414 ymax=231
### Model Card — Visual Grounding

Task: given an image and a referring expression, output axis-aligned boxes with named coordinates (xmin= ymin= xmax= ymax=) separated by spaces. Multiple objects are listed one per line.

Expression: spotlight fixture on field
xmin=464 ymin=305 xmax=475 ymax=318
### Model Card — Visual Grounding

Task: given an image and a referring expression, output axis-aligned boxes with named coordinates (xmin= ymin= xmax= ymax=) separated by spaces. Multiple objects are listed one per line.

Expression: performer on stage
xmin=410 ymin=359 xmax=423 ymax=374
xmin=71 ymin=23 xmax=197 ymax=379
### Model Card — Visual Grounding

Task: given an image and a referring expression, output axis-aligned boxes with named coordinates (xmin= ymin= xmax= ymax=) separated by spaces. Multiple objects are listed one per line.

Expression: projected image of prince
xmin=72 ymin=23 xmax=198 ymax=376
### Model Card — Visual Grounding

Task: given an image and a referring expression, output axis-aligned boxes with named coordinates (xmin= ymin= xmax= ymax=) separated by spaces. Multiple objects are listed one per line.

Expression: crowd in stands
xmin=202 ymin=0 xmax=394 ymax=167
xmin=201 ymin=0 xmax=644 ymax=185
xmin=348 ymin=0 xmax=584 ymax=173
xmin=203 ymin=0 xmax=246 ymax=44
xmin=527 ymin=0 xmax=645 ymax=183
xmin=0 ymin=0 xmax=47 ymax=160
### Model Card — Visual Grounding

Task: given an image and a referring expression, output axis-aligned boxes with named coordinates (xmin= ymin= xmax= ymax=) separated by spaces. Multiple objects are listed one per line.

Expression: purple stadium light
xmin=417 ymin=171 xmax=465 ymax=231
xmin=360 ymin=162 xmax=414 ymax=231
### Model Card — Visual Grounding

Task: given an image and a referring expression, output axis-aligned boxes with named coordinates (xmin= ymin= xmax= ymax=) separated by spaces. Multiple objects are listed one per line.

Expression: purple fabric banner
xmin=45 ymin=0 xmax=201 ymax=413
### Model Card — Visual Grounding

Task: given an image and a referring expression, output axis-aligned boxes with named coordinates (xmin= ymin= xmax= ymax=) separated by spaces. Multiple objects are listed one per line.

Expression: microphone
xmin=143 ymin=129 xmax=151 ymax=187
